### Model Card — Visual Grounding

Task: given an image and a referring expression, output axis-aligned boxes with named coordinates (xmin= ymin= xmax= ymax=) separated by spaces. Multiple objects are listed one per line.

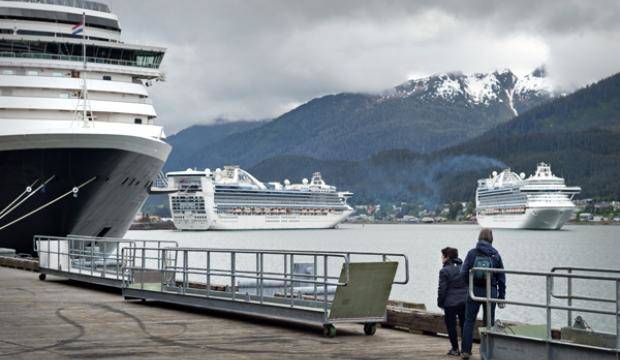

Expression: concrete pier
xmin=0 ymin=267 xmax=480 ymax=359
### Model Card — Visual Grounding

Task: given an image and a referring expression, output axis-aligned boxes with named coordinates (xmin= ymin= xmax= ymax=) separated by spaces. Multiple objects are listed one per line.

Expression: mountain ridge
xmin=248 ymin=71 xmax=620 ymax=205
xmin=165 ymin=68 xmax=552 ymax=171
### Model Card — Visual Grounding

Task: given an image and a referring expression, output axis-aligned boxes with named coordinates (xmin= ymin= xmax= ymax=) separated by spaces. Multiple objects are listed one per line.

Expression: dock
xmin=0 ymin=267 xmax=480 ymax=359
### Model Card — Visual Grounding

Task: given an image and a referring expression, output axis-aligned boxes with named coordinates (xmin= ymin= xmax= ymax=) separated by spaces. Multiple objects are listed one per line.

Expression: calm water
xmin=127 ymin=224 xmax=620 ymax=331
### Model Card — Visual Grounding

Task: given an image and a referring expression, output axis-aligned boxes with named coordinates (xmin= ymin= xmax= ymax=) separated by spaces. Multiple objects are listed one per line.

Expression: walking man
xmin=459 ymin=228 xmax=506 ymax=359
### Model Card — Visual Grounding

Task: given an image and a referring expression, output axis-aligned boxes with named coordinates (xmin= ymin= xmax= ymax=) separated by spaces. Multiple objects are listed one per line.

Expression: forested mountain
xmin=164 ymin=119 xmax=268 ymax=171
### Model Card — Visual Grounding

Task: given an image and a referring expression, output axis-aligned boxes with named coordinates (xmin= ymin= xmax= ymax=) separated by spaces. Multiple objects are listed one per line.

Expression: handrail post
xmin=90 ymin=240 xmax=94 ymax=276
xmin=345 ymin=254 xmax=350 ymax=285
xmin=616 ymin=279 xmax=619 ymax=351
xmin=141 ymin=247 xmax=146 ymax=290
xmin=485 ymin=271 xmax=492 ymax=328
xmin=485 ymin=270 xmax=492 ymax=360
xmin=283 ymin=253 xmax=288 ymax=296
xmin=182 ymin=250 xmax=188 ymax=295
xmin=255 ymin=253 xmax=260 ymax=299
xmin=567 ymin=268 xmax=573 ymax=327
xmin=290 ymin=254 xmax=294 ymax=307
xmin=313 ymin=255 xmax=318 ymax=301
xmin=102 ymin=242 xmax=106 ymax=278
xmin=206 ymin=251 xmax=210 ymax=298
xmin=160 ymin=248 xmax=165 ymax=292
xmin=157 ymin=241 xmax=162 ymax=270
xmin=546 ymin=275 xmax=552 ymax=341
xmin=323 ymin=255 xmax=328 ymax=322
xmin=259 ymin=253 xmax=264 ymax=304
xmin=116 ymin=243 xmax=120 ymax=279
xmin=231 ymin=252 xmax=236 ymax=300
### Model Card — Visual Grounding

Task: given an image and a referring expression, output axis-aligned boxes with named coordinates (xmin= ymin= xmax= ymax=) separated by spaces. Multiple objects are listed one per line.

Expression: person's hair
xmin=478 ymin=228 xmax=494 ymax=243
xmin=441 ymin=247 xmax=459 ymax=259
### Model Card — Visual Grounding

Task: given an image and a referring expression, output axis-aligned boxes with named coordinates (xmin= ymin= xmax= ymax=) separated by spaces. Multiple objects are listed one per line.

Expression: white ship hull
xmin=477 ymin=206 xmax=575 ymax=230
xmin=174 ymin=210 xmax=353 ymax=231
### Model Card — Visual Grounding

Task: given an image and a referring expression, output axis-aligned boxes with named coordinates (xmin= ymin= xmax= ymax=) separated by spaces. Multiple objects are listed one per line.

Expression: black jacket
xmin=438 ymin=258 xmax=467 ymax=308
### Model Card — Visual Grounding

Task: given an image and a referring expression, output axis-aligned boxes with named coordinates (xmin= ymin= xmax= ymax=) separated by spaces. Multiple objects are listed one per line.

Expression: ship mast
xmin=80 ymin=12 xmax=90 ymax=126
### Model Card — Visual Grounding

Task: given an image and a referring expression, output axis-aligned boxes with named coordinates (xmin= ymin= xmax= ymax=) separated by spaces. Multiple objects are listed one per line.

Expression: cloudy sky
xmin=107 ymin=0 xmax=620 ymax=134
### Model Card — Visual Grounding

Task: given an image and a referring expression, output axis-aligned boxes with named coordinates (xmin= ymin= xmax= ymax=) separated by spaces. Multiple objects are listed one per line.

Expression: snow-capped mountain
xmin=166 ymin=67 xmax=554 ymax=170
xmin=390 ymin=67 xmax=552 ymax=115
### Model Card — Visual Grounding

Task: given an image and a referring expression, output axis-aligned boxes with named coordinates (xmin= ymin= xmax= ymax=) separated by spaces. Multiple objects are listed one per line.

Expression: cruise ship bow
xmin=0 ymin=0 xmax=170 ymax=253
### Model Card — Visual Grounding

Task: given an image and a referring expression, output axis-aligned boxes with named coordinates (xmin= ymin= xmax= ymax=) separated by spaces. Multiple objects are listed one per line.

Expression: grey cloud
xmin=105 ymin=0 xmax=620 ymax=133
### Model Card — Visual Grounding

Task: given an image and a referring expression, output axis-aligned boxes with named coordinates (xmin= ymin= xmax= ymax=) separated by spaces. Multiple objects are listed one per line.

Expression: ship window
xmin=59 ymin=93 xmax=69 ymax=99
xmin=134 ymin=118 xmax=142 ymax=124
xmin=103 ymin=75 xmax=112 ymax=81
xmin=2 ymin=70 xmax=14 ymax=75
xmin=121 ymin=177 xmax=129 ymax=185
xmin=52 ymin=72 xmax=64 ymax=77
xmin=1 ymin=89 xmax=12 ymax=96
xmin=26 ymin=70 xmax=38 ymax=76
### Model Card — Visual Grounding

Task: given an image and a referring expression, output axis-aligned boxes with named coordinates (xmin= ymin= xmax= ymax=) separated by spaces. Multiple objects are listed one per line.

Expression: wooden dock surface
xmin=0 ymin=267 xmax=479 ymax=359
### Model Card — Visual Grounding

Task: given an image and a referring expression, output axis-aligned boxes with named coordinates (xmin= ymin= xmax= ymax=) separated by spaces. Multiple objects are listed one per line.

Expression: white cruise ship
xmin=476 ymin=163 xmax=581 ymax=230
xmin=163 ymin=166 xmax=354 ymax=230
xmin=0 ymin=0 xmax=170 ymax=253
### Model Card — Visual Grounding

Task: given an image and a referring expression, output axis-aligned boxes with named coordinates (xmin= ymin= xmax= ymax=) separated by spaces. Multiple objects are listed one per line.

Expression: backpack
xmin=472 ymin=251 xmax=493 ymax=286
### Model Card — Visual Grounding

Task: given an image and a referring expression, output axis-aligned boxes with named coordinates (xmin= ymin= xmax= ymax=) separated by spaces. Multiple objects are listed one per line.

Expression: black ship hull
xmin=0 ymin=136 xmax=169 ymax=254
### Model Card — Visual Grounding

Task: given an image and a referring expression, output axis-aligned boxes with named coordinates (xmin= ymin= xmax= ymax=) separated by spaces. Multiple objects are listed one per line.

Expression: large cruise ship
xmin=476 ymin=163 xmax=581 ymax=230
xmin=0 ymin=0 xmax=170 ymax=253
xmin=163 ymin=166 xmax=353 ymax=230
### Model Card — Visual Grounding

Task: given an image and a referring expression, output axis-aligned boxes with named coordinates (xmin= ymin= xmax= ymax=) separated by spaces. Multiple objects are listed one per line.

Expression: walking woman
xmin=437 ymin=247 xmax=467 ymax=356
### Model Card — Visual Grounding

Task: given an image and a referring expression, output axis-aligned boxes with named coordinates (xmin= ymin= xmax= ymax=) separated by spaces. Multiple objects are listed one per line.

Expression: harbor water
xmin=128 ymin=224 xmax=620 ymax=332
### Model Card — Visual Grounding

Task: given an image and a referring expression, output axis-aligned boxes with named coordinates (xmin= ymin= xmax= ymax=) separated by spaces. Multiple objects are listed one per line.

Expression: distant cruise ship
xmin=0 ymin=0 xmax=169 ymax=253
xmin=163 ymin=166 xmax=354 ymax=230
xmin=476 ymin=163 xmax=581 ymax=230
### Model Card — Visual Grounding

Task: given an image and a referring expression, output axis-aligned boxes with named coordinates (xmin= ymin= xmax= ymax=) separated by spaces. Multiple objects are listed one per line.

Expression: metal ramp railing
xmin=469 ymin=266 xmax=620 ymax=360
xmin=34 ymin=235 xmax=178 ymax=287
xmin=121 ymin=247 xmax=409 ymax=337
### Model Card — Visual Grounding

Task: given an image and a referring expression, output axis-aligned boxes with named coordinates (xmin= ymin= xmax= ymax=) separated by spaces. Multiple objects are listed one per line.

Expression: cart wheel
xmin=323 ymin=324 xmax=336 ymax=338
xmin=364 ymin=323 xmax=377 ymax=336
xmin=38 ymin=273 xmax=46 ymax=281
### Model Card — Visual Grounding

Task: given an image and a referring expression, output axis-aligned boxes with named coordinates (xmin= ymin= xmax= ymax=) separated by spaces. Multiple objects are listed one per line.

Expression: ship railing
xmin=469 ymin=267 xmax=620 ymax=359
xmin=34 ymin=235 xmax=178 ymax=286
xmin=151 ymin=171 xmax=169 ymax=189
xmin=4 ymin=0 xmax=111 ymax=13
xmin=121 ymin=247 xmax=409 ymax=327
xmin=0 ymin=51 xmax=160 ymax=69
xmin=149 ymin=171 xmax=180 ymax=194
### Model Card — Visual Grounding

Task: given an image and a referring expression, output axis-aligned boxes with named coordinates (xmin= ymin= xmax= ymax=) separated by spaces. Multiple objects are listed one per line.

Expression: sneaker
xmin=461 ymin=352 xmax=471 ymax=359
xmin=446 ymin=349 xmax=460 ymax=356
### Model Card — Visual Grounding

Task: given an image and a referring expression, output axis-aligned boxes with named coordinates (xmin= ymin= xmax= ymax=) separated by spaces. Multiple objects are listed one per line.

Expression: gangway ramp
xmin=121 ymin=247 xmax=409 ymax=337
xmin=35 ymin=234 xmax=177 ymax=287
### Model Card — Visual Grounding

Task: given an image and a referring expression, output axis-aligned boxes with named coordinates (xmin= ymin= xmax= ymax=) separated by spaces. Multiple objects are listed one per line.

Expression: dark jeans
xmin=462 ymin=286 xmax=497 ymax=354
xmin=444 ymin=303 xmax=466 ymax=351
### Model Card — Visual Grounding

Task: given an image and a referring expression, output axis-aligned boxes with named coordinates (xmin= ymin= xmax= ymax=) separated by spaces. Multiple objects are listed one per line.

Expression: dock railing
xmin=469 ymin=267 xmax=620 ymax=358
xmin=121 ymin=247 xmax=409 ymax=332
xmin=551 ymin=267 xmax=620 ymax=328
xmin=34 ymin=235 xmax=178 ymax=286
